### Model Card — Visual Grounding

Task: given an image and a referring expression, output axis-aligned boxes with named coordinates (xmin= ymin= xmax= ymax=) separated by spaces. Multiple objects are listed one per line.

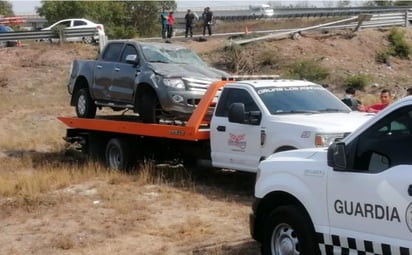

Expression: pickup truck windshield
xmin=256 ymin=85 xmax=350 ymax=114
xmin=141 ymin=44 xmax=207 ymax=66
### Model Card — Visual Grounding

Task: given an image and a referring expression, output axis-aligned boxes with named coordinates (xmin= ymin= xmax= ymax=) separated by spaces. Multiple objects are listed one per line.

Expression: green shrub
xmin=387 ymin=27 xmax=411 ymax=59
xmin=222 ymin=45 xmax=256 ymax=74
xmin=286 ymin=59 xmax=329 ymax=83
xmin=258 ymin=50 xmax=281 ymax=68
xmin=375 ymin=50 xmax=390 ymax=64
xmin=344 ymin=74 xmax=373 ymax=91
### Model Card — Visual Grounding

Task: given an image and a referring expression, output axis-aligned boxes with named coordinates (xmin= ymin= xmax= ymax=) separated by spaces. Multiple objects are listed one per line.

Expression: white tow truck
xmin=60 ymin=77 xmax=372 ymax=172
xmin=251 ymin=96 xmax=412 ymax=254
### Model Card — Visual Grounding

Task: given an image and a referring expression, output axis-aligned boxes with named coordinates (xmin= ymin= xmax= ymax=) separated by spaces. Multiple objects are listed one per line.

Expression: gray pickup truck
xmin=67 ymin=40 xmax=229 ymax=122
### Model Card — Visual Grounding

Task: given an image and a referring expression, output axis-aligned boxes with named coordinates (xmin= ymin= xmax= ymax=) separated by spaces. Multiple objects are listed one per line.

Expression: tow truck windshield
xmin=257 ymin=85 xmax=351 ymax=114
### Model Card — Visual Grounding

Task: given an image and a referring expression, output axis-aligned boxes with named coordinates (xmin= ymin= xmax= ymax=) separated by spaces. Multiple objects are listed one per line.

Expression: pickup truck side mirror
xmin=228 ymin=103 xmax=261 ymax=125
xmin=125 ymin=54 xmax=139 ymax=65
xmin=327 ymin=141 xmax=347 ymax=170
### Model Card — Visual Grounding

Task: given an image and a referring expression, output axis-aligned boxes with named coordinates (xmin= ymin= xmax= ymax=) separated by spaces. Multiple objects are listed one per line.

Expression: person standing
xmin=160 ymin=10 xmax=168 ymax=39
xmin=167 ymin=11 xmax=174 ymax=39
xmin=358 ymin=89 xmax=392 ymax=113
xmin=202 ymin=7 xmax=213 ymax=36
xmin=184 ymin=9 xmax=196 ymax=38
xmin=341 ymin=87 xmax=361 ymax=111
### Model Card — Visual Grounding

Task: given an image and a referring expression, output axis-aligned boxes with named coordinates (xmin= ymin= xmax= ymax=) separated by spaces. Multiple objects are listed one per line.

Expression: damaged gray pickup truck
xmin=67 ymin=40 xmax=229 ymax=123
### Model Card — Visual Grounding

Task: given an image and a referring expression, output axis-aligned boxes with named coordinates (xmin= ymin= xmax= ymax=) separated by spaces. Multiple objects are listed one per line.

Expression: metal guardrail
xmin=0 ymin=27 xmax=100 ymax=41
xmin=1 ymin=11 xmax=411 ymax=46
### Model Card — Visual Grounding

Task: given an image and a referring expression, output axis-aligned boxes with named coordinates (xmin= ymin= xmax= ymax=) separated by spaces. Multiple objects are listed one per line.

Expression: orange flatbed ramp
xmin=58 ymin=117 xmax=210 ymax=141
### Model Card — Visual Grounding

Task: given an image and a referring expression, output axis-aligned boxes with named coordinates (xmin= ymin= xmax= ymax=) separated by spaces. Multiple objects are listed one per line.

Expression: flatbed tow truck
xmin=59 ymin=76 xmax=372 ymax=171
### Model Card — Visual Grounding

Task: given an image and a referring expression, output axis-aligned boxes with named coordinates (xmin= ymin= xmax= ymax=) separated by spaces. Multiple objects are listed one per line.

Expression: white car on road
xmin=42 ymin=18 xmax=105 ymax=44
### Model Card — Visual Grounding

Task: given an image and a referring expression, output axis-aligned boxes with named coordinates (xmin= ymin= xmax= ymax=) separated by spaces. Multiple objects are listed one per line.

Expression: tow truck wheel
xmin=262 ymin=205 xmax=319 ymax=255
xmin=105 ymin=138 xmax=132 ymax=171
xmin=75 ymin=88 xmax=97 ymax=118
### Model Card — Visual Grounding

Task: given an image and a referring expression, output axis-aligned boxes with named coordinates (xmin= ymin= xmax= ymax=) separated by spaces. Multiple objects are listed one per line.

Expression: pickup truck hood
xmin=271 ymin=111 xmax=373 ymax=133
xmin=148 ymin=62 xmax=228 ymax=79
xmin=266 ymin=147 xmax=326 ymax=161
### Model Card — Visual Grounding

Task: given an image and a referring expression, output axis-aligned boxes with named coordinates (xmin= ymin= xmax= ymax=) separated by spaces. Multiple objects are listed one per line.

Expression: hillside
xmin=1 ymin=26 xmax=412 ymax=255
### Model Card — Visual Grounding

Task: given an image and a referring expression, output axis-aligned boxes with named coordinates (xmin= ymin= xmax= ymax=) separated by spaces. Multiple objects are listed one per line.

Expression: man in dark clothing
xmin=184 ymin=9 xmax=196 ymax=38
xmin=202 ymin=7 xmax=213 ymax=36
xmin=342 ymin=87 xmax=361 ymax=111
xmin=160 ymin=10 xmax=168 ymax=39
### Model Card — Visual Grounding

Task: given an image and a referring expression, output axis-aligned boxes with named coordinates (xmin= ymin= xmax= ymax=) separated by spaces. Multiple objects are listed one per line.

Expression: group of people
xmin=160 ymin=10 xmax=175 ymax=39
xmin=160 ymin=7 xmax=214 ymax=39
xmin=342 ymin=86 xmax=412 ymax=113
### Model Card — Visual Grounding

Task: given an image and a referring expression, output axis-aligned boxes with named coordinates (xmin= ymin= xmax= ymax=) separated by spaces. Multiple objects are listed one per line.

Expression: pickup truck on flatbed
xmin=250 ymin=95 xmax=412 ymax=254
xmin=60 ymin=77 xmax=372 ymax=171
xmin=67 ymin=40 xmax=229 ymax=123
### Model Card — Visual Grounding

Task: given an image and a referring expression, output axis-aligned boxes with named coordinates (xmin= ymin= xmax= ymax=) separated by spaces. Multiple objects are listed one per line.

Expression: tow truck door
xmin=327 ymin=105 xmax=412 ymax=248
xmin=210 ymin=87 xmax=263 ymax=172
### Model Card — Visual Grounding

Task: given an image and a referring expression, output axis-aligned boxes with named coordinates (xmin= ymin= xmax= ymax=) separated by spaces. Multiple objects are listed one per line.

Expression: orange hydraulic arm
xmin=58 ymin=80 xmax=230 ymax=141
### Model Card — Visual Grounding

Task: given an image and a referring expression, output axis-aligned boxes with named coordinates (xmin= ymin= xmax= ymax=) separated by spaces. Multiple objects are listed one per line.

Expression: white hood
xmin=271 ymin=111 xmax=374 ymax=133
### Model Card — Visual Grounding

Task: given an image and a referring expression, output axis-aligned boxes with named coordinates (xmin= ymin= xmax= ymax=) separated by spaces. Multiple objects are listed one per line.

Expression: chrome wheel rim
xmin=271 ymin=223 xmax=299 ymax=255
xmin=108 ymin=146 xmax=121 ymax=170
xmin=77 ymin=94 xmax=87 ymax=116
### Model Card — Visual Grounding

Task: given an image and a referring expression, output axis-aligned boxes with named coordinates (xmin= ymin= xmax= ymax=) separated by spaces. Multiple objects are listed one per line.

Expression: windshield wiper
xmin=274 ymin=110 xmax=319 ymax=114
xmin=149 ymin=60 xmax=170 ymax=63
xmin=319 ymin=108 xmax=347 ymax=112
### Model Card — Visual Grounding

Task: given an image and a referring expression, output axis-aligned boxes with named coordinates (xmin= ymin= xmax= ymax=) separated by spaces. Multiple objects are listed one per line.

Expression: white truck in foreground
xmin=251 ymin=96 xmax=412 ymax=254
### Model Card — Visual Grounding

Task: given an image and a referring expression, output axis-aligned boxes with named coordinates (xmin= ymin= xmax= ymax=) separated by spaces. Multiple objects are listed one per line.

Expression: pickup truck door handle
xmin=217 ymin=126 xmax=226 ymax=132
xmin=114 ymin=68 xmax=120 ymax=72
xmin=96 ymin=65 xmax=103 ymax=69
xmin=408 ymin=185 xmax=412 ymax=196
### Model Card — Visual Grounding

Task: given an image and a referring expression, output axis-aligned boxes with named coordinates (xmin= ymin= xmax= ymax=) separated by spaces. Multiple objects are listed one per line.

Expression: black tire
xmin=140 ymin=92 xmax=158 ymax=123
xmin=82 ymin=36 xmax=93 ymax=44
xmin=74 ymin=88 xmax=97 ymax=118
xmin=261 ymin=205 xmax=320 ymax=255
xmin=105 ymin=138 xmax=133 ymax=171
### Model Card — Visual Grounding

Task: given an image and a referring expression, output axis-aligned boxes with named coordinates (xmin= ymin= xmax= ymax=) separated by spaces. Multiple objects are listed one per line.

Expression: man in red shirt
xmin=167 ymin=11 xmax=175 ymax=38
xmin=358 ymin=89 xmax=392 ymax=113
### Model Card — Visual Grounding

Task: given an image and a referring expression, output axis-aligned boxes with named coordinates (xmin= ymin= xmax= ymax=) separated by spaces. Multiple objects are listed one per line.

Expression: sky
xmin=10 ymin=0 xmax=272 ymax=14
xmin=9 ymin=0 xmax=370 ymax=14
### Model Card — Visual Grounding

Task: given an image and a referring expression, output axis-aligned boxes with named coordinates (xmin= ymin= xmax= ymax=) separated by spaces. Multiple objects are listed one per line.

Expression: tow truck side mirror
xmin=327 ymin=141 xmax=347 ymax=170
xmin=228 ymin=103 xmax=261 ymax=125
xmin=228 ymin=103 xmax=245 ymax=123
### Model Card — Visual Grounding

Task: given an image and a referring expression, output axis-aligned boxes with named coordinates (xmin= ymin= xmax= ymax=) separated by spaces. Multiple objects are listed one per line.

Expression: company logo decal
xmin=228 ymin=133 xmax=246 ymax=151
xmin=334 ymin=199 xmax=400 ymax=222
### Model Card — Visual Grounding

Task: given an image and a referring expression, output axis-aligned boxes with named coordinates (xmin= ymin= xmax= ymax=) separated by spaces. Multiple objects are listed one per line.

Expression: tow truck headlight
xmin=163 ymin=78 xmax=185 ymax=89
xmin=315 ymin=133 xmax=344 ymax=147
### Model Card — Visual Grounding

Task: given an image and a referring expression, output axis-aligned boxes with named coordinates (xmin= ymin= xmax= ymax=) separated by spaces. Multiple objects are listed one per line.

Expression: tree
xmin=0 ymin=0 xmax=14 ymax=16
xmin=393 ymin=0 xmax=412 ymax=6
xmin=336 ymin=1 xmax=351 ymax=7
xmin=36 ymin=1 xmax=176 ymax=38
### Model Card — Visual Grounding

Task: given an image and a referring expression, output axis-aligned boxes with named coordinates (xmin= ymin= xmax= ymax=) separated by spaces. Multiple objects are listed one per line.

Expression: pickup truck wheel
xmin=140 ymin=92 xmax=158 ymax=123
xmin=82 ymin=36 xmax=93 ymax=44
xmin=262 ymin=205 xmax=319 ymax=255
xmin=75 ymin=88 xmax=97 ymax=118
xmin=105 ymin=138 xmax=132 ymax=171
